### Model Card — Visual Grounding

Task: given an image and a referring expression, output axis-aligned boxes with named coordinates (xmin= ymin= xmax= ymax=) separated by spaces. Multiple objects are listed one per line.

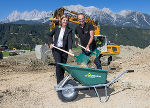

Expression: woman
xmin=49 ymin=15 xmax=73 ymax=84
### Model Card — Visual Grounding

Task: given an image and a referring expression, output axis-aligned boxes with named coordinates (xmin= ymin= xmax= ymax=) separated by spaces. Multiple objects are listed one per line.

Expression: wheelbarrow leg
xmin=54 ymin=74 xmax=71 ymax=91
xmin=94 ymin=86 xmax=109 ymax=103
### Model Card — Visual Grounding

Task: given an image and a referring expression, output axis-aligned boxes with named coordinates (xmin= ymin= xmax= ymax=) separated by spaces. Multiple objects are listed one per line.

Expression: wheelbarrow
xmin=54 ymin=63 xmax=134 ymax=103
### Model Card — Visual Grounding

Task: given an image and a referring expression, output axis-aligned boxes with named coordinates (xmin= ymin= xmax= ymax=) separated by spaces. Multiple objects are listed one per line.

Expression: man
xmin=75 ymin=13 xmax=102 ymax=69
xmin=75 ymin=14 xmax=102 ymax=69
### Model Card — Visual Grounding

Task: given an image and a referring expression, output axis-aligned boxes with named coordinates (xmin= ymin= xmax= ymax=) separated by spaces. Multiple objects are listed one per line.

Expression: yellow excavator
xmin=49 ymin=7 xmax=120 ymax=65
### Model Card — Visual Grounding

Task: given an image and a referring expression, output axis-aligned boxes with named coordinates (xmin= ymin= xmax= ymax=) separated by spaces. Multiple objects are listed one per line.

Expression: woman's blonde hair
xmin=59 ymin=15 xmax=69 ymax=26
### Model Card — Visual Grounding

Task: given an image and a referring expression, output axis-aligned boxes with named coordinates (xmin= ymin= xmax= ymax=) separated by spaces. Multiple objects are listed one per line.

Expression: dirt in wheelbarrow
xmin=0 ymin=46 xmax=150 ymax=108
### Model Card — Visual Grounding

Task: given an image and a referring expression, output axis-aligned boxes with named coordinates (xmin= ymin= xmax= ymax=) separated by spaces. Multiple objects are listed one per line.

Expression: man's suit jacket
xmin=49 ymin=25 xmax=73 ymax=51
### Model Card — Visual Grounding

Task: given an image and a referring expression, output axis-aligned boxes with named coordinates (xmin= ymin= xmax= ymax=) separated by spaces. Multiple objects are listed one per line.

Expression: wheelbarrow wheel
xmin=57 ymin=79 xmax=78 ymax=102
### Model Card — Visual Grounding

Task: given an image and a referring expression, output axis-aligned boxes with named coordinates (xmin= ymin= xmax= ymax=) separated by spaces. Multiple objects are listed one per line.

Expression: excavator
xmin=49 ymin=7 xmax=120 ymax=65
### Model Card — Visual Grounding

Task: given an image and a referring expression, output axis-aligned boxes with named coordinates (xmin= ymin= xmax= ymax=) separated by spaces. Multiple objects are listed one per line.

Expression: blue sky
xmin=0 ymin=0 xmax=150 ymax=21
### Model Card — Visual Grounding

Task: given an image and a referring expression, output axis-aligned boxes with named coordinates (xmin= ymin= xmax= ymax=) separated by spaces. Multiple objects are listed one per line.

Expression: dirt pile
xmin=108 ymin=45 xmax=150 ymax=90
xmin=0 ymin=51 xmax=55 ymax=74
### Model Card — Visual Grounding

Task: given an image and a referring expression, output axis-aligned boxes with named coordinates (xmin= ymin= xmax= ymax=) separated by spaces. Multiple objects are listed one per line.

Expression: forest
xmin=0 ymin=23 xmax=150 ymax=50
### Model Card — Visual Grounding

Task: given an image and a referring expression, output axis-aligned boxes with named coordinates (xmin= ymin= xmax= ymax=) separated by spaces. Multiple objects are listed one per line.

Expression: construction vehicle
xmin=49 ymin=7 xmax=120 ymax=65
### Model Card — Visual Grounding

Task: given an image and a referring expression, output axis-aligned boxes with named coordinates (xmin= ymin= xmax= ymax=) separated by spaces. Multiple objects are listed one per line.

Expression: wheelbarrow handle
xmin=52 ymin=45 xmax=75 ymax=57
xmin=78 ymin=44 xmax=90 ymax=52
xmin=107 ymin=70 xmax=134 ymax=86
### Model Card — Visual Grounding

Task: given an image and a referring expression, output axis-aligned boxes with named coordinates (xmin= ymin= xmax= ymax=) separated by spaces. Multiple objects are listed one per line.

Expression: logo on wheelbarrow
xmin=85 ymin=73 xmax=101 ymax=78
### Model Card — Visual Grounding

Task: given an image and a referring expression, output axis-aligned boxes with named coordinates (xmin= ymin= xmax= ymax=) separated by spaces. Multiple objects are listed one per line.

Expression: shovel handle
xmin=52 ymin=45 xmax=75 ymax=57
xmin=78 ymin=44 xmax=90 ymax=52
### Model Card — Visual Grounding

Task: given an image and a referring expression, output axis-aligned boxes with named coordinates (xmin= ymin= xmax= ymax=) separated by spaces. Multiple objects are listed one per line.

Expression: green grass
xmin=2 ymin=52 xmax=9 ymax=57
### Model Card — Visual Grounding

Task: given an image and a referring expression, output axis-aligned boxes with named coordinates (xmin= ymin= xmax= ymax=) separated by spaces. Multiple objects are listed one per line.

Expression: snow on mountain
xmin=1 ymin=5 xmax=150 ymax=29
xmin=101 ymin=8 xmax=112 ymax=14
xmin=64 ymin=5 xmax=150 ymax=29
xmin=64 ymin=5 xmax=100 ymax=16
xmin=1 ymin=10 xmax=53 ymax=23
xmin=118 ymin=10 xmax=132 ymax=17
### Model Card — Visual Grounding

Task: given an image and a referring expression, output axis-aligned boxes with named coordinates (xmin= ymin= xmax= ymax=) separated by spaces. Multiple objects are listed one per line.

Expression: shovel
xmin=52 ymin=45 xmax=90 ymax=64
xmin=78 ymin=44 xmax=101 ymax=57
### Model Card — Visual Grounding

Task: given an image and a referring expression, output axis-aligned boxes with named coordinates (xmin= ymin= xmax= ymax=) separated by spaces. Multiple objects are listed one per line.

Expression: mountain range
xmin=1 ymin=5 xmax=150 ymax=29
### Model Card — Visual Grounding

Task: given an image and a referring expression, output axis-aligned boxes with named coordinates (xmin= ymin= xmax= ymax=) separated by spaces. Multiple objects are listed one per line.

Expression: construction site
xmin=0 ymin=7 xmax=150 ymax=108
xmin=0 ymin=45 xmax=150 ymax=108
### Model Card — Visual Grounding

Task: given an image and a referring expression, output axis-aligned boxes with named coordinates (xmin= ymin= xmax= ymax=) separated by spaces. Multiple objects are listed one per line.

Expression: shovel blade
xmin=90 ymin=49 xmax=101 ymax=57
xmin=75 ymin=53 xmax=89 ymax=64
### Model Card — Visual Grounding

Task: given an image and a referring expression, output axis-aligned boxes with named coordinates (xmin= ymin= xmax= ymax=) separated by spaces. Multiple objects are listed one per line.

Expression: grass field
xmin=2 ymin=51 xmax=9 ymax=57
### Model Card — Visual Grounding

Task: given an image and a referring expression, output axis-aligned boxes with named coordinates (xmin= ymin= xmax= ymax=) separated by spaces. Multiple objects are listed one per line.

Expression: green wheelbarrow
xmin=54 ymin=63 xmax=134 ymax=103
